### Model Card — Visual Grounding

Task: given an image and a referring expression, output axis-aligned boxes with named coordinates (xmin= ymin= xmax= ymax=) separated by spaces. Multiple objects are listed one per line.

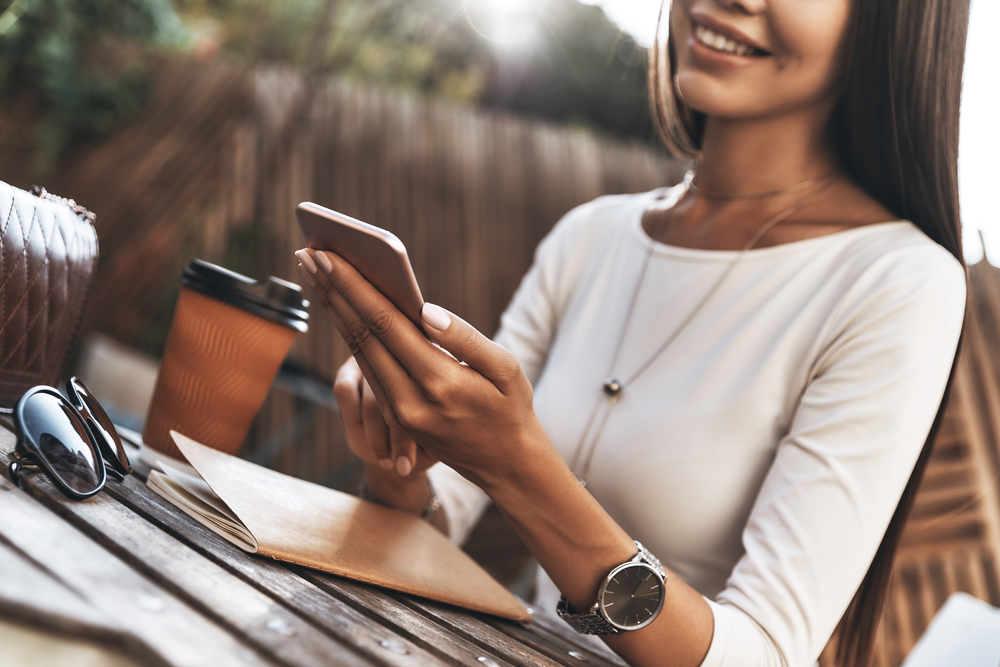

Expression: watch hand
xmin=629 ymin=569 xmax=656 ymax=598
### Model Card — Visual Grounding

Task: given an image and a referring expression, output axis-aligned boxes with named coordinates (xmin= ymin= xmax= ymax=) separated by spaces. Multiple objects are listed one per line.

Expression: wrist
xmin=461 ymin=418 xmax=551 ymax=496
xmin=476 ymin=420 xmax=558 ymax=499
xmin=360 ymin=465 xmax=434 ymax=515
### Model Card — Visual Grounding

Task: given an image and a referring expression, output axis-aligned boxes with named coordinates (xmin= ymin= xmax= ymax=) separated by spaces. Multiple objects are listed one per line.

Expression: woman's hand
xmin=297 ymin=248 xmax=545 ymax=491
xmin=333 ymin=356 xmax=436 ymax=477
xmin=332 ymin=355 xmax=442 ymax=518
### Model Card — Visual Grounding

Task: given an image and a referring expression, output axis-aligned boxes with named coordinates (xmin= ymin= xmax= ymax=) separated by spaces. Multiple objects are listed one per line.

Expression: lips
xmin=692 ymin=21 xmax=770 ymax=57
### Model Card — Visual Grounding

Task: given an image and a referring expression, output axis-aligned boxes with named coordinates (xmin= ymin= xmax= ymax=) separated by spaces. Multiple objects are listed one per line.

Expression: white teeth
xmin=694 ymin=23 xmax=759 ymax=56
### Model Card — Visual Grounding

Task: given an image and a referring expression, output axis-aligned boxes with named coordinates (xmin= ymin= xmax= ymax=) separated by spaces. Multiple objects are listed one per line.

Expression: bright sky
xmin=580 ymin=0 xmax=1000 ymax=265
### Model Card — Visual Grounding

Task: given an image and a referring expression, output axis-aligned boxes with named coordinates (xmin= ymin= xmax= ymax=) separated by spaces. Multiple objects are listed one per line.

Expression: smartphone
xmin=295 ymin=202 xmax=425 ymax=327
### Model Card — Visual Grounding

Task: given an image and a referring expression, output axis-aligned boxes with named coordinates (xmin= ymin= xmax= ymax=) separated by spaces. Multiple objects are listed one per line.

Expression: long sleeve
xmin=699 ymin=244 xmax=966 ymax=666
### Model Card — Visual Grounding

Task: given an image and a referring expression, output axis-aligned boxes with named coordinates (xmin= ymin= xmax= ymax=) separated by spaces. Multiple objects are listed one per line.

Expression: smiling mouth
xmin=693 ymin=22 xmax=769 ymax=57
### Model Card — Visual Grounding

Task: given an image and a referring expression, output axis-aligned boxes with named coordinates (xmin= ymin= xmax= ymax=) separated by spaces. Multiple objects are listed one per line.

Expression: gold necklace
xmin=688 ymin=171 xmax=836 ymax=201
xmin=568 ymin=173 xmax=838 ymax=486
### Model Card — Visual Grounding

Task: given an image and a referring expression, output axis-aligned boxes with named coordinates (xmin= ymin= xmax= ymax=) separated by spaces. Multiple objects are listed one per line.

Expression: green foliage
xmin=175 ymin=0 xmax=494 ymax=103
xmin=0 ymin=0 xmax=187 ymax=172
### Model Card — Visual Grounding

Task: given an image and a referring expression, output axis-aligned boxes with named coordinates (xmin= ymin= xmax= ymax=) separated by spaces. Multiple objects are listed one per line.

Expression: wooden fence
xmin=0 ymin=58 xmax=685 ymax=485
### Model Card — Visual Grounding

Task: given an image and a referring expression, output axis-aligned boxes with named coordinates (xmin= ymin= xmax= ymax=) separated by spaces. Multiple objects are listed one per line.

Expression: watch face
xmin=599 ymin=562 xmax=665 ymax=631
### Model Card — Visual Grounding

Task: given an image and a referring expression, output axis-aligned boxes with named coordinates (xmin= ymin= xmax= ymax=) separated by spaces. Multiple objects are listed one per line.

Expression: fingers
xmin=362 ymin=377 xmax=393 ymax=469
xmin=301 ymin=250 xmax=420 ymax=407
xmin=332 ymin=357 xmax=366 ymax=453
xmin=390 ymin=428 xmax=416 ymax=476
xmin=420 ymin=302 xmax=524 ymax=393
xmin=309 ymin=249 xmax=455 ymax=383
xmin=333 ymin=357 xmax=421 ymax=475
xmin=333 ymin=357 xmax=391 ymax=466
xmin=300 ymin=251 xmax=408 ymax=426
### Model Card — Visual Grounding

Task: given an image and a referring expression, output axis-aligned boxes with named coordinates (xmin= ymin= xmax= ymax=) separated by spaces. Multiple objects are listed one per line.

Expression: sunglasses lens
xmin=19 ymin=390 xmax=103 ymax=494
xmin=67 ymin=377 xmax=132 ymax=475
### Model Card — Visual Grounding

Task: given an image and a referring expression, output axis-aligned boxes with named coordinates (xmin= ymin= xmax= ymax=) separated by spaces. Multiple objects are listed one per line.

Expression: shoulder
xmin=537 ymin=188 xmax=671 ymax=259
xmin=550 ymin=188 xmax=671 ymax=240
xmin=521 ymin=188 xmax=669 ymax=313
xmin=815 ymin=223 xmax=966 ymax=359
xmin=835 ymin=223 xmax=966 ymax=303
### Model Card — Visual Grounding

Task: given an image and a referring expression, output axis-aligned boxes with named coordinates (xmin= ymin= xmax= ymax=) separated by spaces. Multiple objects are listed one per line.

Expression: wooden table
xmin=0 ymin=424 xmax=626 ymax=667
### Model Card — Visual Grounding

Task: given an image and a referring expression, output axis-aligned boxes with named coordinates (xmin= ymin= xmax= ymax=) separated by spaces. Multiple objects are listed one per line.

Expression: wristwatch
xmin=557 ymin=541 xmax=667 ymax=635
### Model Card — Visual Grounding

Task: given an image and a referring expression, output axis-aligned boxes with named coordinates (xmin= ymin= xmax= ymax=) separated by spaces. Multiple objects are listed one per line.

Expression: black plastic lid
xmin=179 ymin=260 xmax=309 ymax=333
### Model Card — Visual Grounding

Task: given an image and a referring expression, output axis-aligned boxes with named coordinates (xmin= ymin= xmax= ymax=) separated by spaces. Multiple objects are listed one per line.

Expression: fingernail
xmin=422 ymin=303 xmax=451 ymax=331
xmin=316 ymin=251 xmax=334 ymax=273
xmin=395 ymin=457 xmax=412 ymax=476
xmin=295 ymin=249 xmax=317 ymax=274
xmin=379 ymin=458 xmax=394 ymax=470
xmin=298 ymin=263 xmax=316 ymax=287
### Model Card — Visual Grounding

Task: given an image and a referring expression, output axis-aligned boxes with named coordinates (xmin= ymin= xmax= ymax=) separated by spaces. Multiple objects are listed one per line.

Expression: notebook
xmin=147 ymin=431 xmax=531 ymax=623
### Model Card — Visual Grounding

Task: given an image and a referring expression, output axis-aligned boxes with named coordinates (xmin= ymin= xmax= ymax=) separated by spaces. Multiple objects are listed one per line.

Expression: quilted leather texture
xmin=0 ymin=182 xmax=99 ymax=408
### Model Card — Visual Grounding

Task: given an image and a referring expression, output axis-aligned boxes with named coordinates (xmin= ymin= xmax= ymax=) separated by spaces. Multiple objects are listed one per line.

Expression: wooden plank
xmin=297 ymin=569 xmax=524 ymax=667
xmin=891 ymin=566 xmax=918 ymax=651
xmin=402 ymin=598 xmax=569 ymax=667
xmin=0 ymin=470 xmax=272 ymax=667
xmin=0 ymin=539 xmax=128 ymax=645
xmin=103 ymin=470 xmax=454 ymax=667
xmin=15 ymin=476 xmax=373 ymax=667
xmin=403 ymin=595 xmax=627 ymax=667
xmin=503 ymin=608 xmax=630 ymax=667
xmin=1 ymin=425 xmax=449 ymax=666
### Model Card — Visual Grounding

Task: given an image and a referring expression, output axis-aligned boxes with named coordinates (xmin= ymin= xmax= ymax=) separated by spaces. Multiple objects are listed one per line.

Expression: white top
xmin=428 ymin=187 xmax=966 ymax=666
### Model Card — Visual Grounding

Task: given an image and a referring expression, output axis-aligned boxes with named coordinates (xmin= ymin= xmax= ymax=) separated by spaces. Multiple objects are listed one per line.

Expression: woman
xmin=294 ymin=0 xmax=969 ymax=664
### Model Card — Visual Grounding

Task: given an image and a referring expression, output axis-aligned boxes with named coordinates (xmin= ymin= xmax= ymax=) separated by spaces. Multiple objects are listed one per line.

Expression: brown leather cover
xmin=0 ymin=183 xmax=99 ymax=408
xmin=143 ymin=288 xmax=298 ymax=458
xmin=171 ymin=432 xmax=532 ymax=623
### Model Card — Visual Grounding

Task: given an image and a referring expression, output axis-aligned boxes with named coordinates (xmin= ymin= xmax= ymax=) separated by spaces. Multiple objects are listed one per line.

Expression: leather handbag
xmin=0 ymin=181 xmax=99 ymax=410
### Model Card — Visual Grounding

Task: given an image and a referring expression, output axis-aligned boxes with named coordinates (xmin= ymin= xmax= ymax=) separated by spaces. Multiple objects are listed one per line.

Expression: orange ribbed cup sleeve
xmin=143 ymin=288 xmax=298 ymax=459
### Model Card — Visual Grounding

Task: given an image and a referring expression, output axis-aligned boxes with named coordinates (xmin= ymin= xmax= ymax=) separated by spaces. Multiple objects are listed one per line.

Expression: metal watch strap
xmin=556 ymin=595 xmax=622 ymax=635
xmin=635 ymin=540 xmax=665 ymax=579
xmin=556 ymin=540 xmax=666 ymax=635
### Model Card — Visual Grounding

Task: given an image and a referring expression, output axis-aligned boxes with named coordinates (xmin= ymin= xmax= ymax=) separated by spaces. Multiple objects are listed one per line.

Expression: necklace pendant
xmin=602 ymin=378 xmax=623 ymax=398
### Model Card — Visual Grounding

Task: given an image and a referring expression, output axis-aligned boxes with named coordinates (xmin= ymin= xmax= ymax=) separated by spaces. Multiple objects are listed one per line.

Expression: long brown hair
xmin=649 ymin=0 xmax=971 ymax=664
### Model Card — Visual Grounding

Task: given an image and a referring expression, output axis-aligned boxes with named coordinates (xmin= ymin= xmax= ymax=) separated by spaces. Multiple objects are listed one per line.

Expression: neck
xmin=695 ymin=107 xmax=841 ymax=195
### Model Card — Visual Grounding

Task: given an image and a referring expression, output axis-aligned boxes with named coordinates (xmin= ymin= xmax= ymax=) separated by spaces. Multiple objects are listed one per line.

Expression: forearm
xmin=473 ymin=431 xmax=714 ymax=667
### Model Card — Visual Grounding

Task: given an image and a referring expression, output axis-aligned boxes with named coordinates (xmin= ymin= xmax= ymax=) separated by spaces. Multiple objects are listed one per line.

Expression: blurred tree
xmin=483 ymin=0 xmax=655 ymax=140
xmin=175 ymin=0 xmax=655 ymax=141
xmin=0 ymin=0 xmax=187 ymax=172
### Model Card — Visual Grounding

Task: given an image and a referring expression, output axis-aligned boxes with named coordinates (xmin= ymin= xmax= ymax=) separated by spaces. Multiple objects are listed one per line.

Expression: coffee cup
xmin=142 ymin=260 xmax=309 ymax=460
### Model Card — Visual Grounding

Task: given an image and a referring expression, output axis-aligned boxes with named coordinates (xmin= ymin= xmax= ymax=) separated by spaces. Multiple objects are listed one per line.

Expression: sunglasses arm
xmin=8 ymin=455 xmax=34 ymax=491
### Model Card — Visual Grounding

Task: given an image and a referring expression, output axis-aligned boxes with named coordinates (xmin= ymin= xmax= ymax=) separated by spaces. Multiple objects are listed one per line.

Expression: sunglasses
xmin=8 ymin=377 xmax=132 ymax=500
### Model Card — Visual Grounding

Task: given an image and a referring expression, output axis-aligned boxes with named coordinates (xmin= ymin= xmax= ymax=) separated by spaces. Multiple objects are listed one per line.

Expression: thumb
xmin=421 ymin=302 xmax=520 ymax=389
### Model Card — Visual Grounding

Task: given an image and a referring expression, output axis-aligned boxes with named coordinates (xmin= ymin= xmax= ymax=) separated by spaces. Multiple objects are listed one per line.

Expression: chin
xmin=676 ymin=70 xmax=840 ymax=123
xmin=675 ymin=73 xmax=760 ymax=119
